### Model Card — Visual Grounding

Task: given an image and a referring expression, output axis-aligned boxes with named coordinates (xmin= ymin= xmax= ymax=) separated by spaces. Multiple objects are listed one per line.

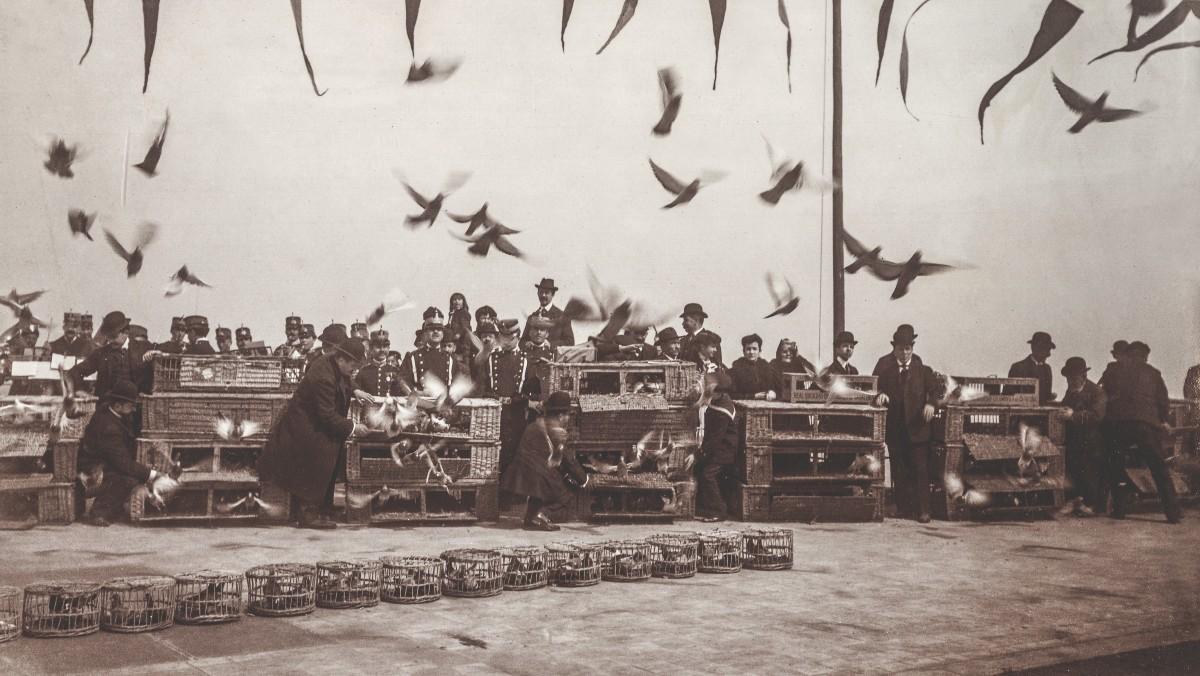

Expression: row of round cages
xmin=546 ymin=542 xmax=602 ymax=587
xmin=381 ymin=556 xmax=443 ymax=604
xmin=599 ymin=541 xmax=654 ymax=582
xmin=440 ymin=549 xmax=504 ymax=598
xmin=500 ymin=547 xmax=549 ymax=591
xmin=316 ymin=560 xmax=382 ymax=609
xmin=647 ymin=533 xmax=700 ymax=579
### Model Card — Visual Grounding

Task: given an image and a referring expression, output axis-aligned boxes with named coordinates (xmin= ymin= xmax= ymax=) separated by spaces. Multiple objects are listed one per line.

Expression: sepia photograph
xmin=1 ymin=1 xmax=1198 ymax=674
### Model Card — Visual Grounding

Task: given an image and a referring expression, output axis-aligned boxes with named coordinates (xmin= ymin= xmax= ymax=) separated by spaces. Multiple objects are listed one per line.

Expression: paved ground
xmin=1 ymin=510 xmax=1197 ymax=676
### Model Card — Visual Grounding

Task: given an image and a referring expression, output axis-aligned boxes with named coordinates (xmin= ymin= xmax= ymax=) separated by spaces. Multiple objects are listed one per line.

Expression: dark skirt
xmin=500 ymin=445 xmax=573 ymax=505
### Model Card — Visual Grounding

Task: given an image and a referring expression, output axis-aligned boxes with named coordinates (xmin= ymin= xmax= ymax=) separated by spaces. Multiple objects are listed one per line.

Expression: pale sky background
xmin=1 ymin=1 xmax=1198 ymax=393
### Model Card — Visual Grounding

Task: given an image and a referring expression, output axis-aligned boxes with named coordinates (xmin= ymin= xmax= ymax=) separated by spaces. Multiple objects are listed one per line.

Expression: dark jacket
xmin=353 ymin=360 xmax=403 ymax=397
xmin=1062 ymin=380 xmax=1107 ymax=453
xmin=1009 ymin=355 xmax=1054 ymax=404
xmin=500 ymin=417 xmax=586 ymax=503
xmin=872 ymin=354 xmax=940 ymax=443
xmin=679 ymin=328 xmax=723 ymax=366
xmin=729 ymin=357 xmax=780 ymax=399
xmin=189 ymin=340 xmax=217 ymax=356
xmin=521 ymin=305 xmax=575 ymax=348
xmin=157 ymin=340 xmax=187 ymax=355
xmin=596 ymin=335 xmax=657 ymax=361
xmin=826 ymin=359 xmax=859 ymax=376
xmin=257 ymin=354 xmax=354 ymax=504
xmin=700 ymin=404 xmax=738 ymax=465
xmin=480 ymin=349 xmax=539 ymax=399
xmin=447 ymin=309 xmax=473 ymax=349
xmin=78 ymin=406 xmax=151 ymax=482
xmin=68 ymin=341 xmax=152 ymax=400
xmin=1102 ymin=361 xmax=1169 ymax=427
xmin=400 ymin=345 xmax=455 ymax=392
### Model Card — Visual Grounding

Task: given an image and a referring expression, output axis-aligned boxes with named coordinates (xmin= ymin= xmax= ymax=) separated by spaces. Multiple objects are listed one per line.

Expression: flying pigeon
xmin=648 ymin=158 xmax=723 ymax=209
xmin=103 ymin=222 xmax=158 ymax=278
xmin=364 ymin=291 xmax=416 ymax=326
xmin=759 ymin=162 xmax=804 ymax=205
xmin=848 ymin=247 xmax=958 ymax=300
xmin=133 ymin=110 xmax=169 ymax=176
xmin=1051 ymin=73 xmax=1142 ymax=134
xmin=652 ymin=68 xmax=682 ymax=136
xmin=164 ymin=265 xmax=211 ymax=297
xmin=44 ymin=138 xmax=79 ymax=178
xmin=450 ymin=224 xmax=525 ymax=259
xmin=68 ymin=210 xmax=96 ymax=241
xmin=448 ymin=203 xmax=507 ymax=237
xmin=841 ymin=231 xmax=884 ymax=274
xmin=397 ymin=171 xmax=471 ymax=229
xmin=406 ymin=58 xmax=460 ymax=84
xmin=764 ymin=273 xmax=799 ymax=318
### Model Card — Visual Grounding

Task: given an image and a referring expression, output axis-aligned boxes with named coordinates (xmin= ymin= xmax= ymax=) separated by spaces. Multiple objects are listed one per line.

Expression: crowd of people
xmin=7 ymin=277 xmax=1187 ymax=530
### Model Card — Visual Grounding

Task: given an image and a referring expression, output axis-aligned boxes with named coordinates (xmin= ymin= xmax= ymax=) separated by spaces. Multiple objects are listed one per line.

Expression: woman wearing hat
xmin=76 ymin=380 xmax=174 ymax=526
xmin=1059 ymin=357 xmax=1107 ymax=517
xmin=770 ymin=339 xmax=815 ymax=376
xmin=257 ymin=336 xmax=369 ymax=529
xmin=499 ymin=391 xmax=587 ymax=531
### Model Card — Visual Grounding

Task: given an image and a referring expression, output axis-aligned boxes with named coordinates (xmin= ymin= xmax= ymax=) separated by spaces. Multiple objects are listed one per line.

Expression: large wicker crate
xmin=547 ymin=361 xmax=701 ymax=403
xmin=578 ymin=473 xmax=678 ymax=523
xmin=344 ymin=479 xmax=498 ymax=524
xmin=349 ymin=398 xmax=501 ymax=443
xmin=739 ymin=400 xmax=885 ymax=443
xmin=129 ymin=478 xmax=288 ymax=523
xmin=570 ymin=401 xmax=698 ymax=445
xmin=1168 ymin=398 xmax=1198 ymax=428
xmin=734 ymin=480 xmax=884 ymax=522
xmin=137 ymin=437 xmax=264 ymax=480
xmin=345 ymin=439 xmax=499 ymax=482
xmin=0 ymin=474 xmax=74 ymax=524
xmin=942 ymin=376 xmax=1039 ymax=407
xmin=932 ymin=478 xmax=1065 ymax=521
xmin=0 ymin=396 xmax=91 ymax=463
xmin=936 ymin=405 xmax=1065 ymax=445
xmin=738 ymin=440 xmax=885 ymax=485
xmin=152 ymin=355 xmax=290 ymax=393
xmin=781 ymin=374 xmax=878 ymax=403
xmin=140 ymin=392 xmax=291 ymax=438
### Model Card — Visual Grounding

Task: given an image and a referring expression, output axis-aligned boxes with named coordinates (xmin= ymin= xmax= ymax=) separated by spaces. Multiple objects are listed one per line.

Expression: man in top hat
xmin=215 ymin=327 xmax=233 ymax=354
xmin=158 ymin=316 xmax=189 ymax=354
xmin=75 ymin=380 xmax=176 ymax=526
xmin=500 ymin=390 xmax=587 ymax=531
xmin=1009 ymin=332 xmax=1056 ymax=404
xmin=1101 ymin=341 xmax=1181 ymax=523
xmin=273 ymin=315 xmax=304 ymax=357
xmin=258 ymin=336 xmax=369 ymax=529
xmin=656 ymin=327 xmax=683 ymax=361
xmin=872 ymin=324 xmax=940 ymax=522
xmin=1059 ymin=357 xmax=1107 ymax=517
xmin=353 ymin=330 xmax=403 ymax=398
xmin=729 ymin=334 xmax=780 ymax=401
xmin=522 ymin=278 xmax=574 ymax=349
xmin=235 ymin=327 xmax=269 ymax=356
xmin=184 ymin=315 xmax=217 ymax=355
xmin=678 ymin=303 xmax=723 ymax=366
xmin=68 ymin=311 xmax=155 ymax=404
xmin=400 ymin=308 xmax=455 ymax=393
xmin=479 ymin=320 xmax=540 ymax=474
xmin=827 ymin=331 xmax=859 ymax=375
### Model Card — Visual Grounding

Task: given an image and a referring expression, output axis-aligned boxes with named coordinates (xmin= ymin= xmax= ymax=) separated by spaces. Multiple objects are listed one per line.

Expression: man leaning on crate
xmin=76 ymin=380 xmax=177 ymax=527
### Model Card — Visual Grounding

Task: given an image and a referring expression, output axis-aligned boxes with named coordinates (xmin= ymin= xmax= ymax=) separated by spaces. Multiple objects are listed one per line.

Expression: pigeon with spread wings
xmin=1051 ymin=73 xmax=1142 ymax=134
xmin=764 ymin=273 xmax=799 ymax=318
xmin=133 ymin=110 xmax=169 ymax=177
xmin=68 ymin=210 xmax=96 ymax=241
xmin=396 ymin=171 xmax=471 ymax=229
xmin=841 ymin=230 xmax=884 ymax=274
xmin=652 ymin=67 xmax=682 ymax=136
xmin=846 ymin=245 xmax=959 ymax=300
xmin=103 ymin=223 xmax=158 ymax=278
xmin=164 ymin=265 xmax=211 ymax=297
xmin=44 ymin=138 xmax=80 ymax=179
xmin=648 ymin=158 xmax=724 ymax=209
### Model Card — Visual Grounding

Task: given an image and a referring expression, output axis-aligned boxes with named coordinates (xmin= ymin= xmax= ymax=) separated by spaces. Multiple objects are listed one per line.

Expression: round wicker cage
xmin=439 ymin=549 xmax=504 ymax=598
xmin=22 ymin=582 xmax=101 ymax=638
xmin=380 ymin=556 xmax=444 ymax=604
xmin=500 ymin=547 xmax=549 ymax=591
xmin=245 ymin=563 xmax=317 ymax=617
xmin=648 ymin=533 xmax=699 ymax=579
xmin=546 ymin=542 xmax=602 ymax=587
xmin=743 ymin=528 xmax=794 ymax=571
xmin=99 ymin=576 xmax=176 ymax=633
xmin=174 ymin=570 xmax=243 ymax=624
xmin=0 ymin=586 xmax=21 ymax=643
xmin=316 ymin=560 xmax=382 ymax=609
xmin=599 ymin=541 xmax=654 ymax=582
xmin=697 ymin=530 xmax=744 ymax=574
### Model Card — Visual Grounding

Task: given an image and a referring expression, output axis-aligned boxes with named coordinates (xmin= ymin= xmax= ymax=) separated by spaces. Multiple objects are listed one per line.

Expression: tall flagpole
xmin=831 ymin=0 xmax=845 ymax=340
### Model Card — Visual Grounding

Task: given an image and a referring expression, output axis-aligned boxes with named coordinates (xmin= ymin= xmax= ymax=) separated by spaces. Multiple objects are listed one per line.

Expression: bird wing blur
xmin=758 ymin=162 xmax=804 ymax=205
xmin=1052 ymin=73 xmax=1092 ymax=114
xmin=596 ymin=0 xmax=639 ymax=54
xmin=648 ymin=159 xmax=688 ymax=195
xmin=103 ymin=230 xmax=133 ymax=262
xmin=652 ymin=67 xmax=682 ymax=135
xmin=133 ymin=110 xmax=169 ymax=176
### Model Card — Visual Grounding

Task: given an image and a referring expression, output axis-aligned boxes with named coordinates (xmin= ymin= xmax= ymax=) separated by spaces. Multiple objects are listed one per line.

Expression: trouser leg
xmin=1135 ymin=423 xmax=1182 ymax=520
xmin=888 ymin=437 xmax=913 ymax=517
xmin=91 ymin=473 xmax=140 ymax=520
xmin=696 ymin=462 xmax=729 ymax=519
xmin=911 ymin=442 xmax=931 ymax=517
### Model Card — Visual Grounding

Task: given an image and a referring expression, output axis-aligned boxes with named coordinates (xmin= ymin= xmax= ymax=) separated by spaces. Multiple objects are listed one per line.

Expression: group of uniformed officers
xmin=32 ymin=276 xmax=1186 ymax=529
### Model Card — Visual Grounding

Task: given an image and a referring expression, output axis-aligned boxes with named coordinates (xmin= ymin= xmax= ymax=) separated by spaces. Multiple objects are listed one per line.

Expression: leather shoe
xmin=81 ymin=514 xmax=111 ymax=527
xmin=523 ymin=515 xmax=560 ymax=531
xmin=917 ymin=513 xmax=931 ymax=524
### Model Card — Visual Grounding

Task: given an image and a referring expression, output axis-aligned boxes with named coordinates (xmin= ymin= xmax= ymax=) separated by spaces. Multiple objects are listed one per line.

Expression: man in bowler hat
xmin=678 ymin=302 xmax=723 ymax=365
xmin=828 ymin=331 xmax=859 ymax=375
xmin=1059 ymin=357 xmax=1107 ymax=516
xmin=522 ymin=278 xmax=574 ymax=348
xmin=1009 ymin=332 xmax=1056 ymax=404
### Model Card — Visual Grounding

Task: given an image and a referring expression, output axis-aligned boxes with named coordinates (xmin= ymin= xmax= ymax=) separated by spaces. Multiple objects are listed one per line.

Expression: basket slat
xmin=739 ymin=401 xmax=886 ymax=444
xmin=548 ymin=361 xmax=701 ymax=403
xmin=152 ymin=355 xmax=292 ymax=392
xmin=140 ymin=393 xmax=291 ymax=438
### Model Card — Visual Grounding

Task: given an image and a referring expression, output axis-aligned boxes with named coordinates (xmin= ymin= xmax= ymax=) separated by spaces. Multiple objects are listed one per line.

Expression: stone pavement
xmin=0 ymin=511 xmax=1197 ymax=675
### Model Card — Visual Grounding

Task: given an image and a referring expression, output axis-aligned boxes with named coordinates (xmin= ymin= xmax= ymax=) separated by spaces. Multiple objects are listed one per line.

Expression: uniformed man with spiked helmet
xmin=235 ymin=326 xmax=269 ymax=356
xmin=480 ymin=319 xmax=540 ymax=474
xmin=157 ymin=316 xmax=189 ymax=354
xmin=215 ymin=327 xmax=233 ymax=354
xmin=185 ymin=315 xmax=217 ymax=355
xmin=273 ymin=315 xmax=304 ymax=357
xmin=354 ymin=329 xmax=403 ymax=398
xmin=400 ymin=307 xmax=455 ymax=393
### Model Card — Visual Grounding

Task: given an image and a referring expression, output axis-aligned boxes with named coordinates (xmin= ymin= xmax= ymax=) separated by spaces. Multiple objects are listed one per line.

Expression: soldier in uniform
xmin=522 ymin=278 xmax=574 ymax=348
xmin=729 ymin=334 xmax=780 ymax=401
xmin=1102 ymin=341 xmax=1182 ymax=523
xmin=522 ymin=315 xmax=556 ymax=389
xmin=299 ymin=324 xmax=318 ymax=369
xmin=48 ymin=313 xmax=84 ymax=357
xmin=678 ymin=303 xmax=723 ymax=365
xmin=68 ymin=311 xmax=155 ymax=402
xmin=128 ymin=325 xmax=150 ymax=346
xmin=235 ymin=327 xmax=269 ymax=356
xmin=350 ymin=322 xmax=369 ymax=355
xmin=157 ymin=317 xmax=189 ymax=354
xmin=400 ymin=308 xmax=455 ymax=393
xmin=215 ymin=327 xmax=233 ymax=354
xmin=872 ymin=324 xmax=940 ymax=522
xmin=354 ymin=330 xmax=403 ymax=398
xmin=1009 ymin=331 xmax=1056 ymax=404
xmin=480 ymin=320 xmax=540 ymax=474
xmin=827 ymin=331 xmax=859 ymax=375
xmin=273 ymin=315 xmax=304 ymax=357
xmin=185 ymin=315 xmax=217 ymax=355
xmin=655 ymin=327 xmax=683 ymax=361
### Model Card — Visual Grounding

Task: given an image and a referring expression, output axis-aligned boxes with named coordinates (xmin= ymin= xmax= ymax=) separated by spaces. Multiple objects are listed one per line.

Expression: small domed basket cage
xmin=380 ymin=556 xmax=443 ymax=604
xmin=698 ymin=530 xmax=744 ymax=574
xmin=743 ymin=528 xmax=794 ymax=571
xmin=100 ymin=576 xmax=176 ymax=633
xmin=316 ymin=560 xmax=382 ymax=609
xmin=174 ymin=570 xmax=243 ymax=625
xmin=648 ymin=533 xmax=699 ymax=579
xmin=546 ymin=542 xmax=602 ymax=587
xmin=440 ymin=549 xmax=504 ymax=598
xmin=500 ymin=547 xmax=549 ymax=591
xmin=245 ymin=563 xmax=317 ymax=617
xmin=600 ymin=540 xmax=653 ymax=582
xmin=22 ymin=582 xmax=101 ymax=638
xmin=0 ymin=586 xmax=21 ymax=643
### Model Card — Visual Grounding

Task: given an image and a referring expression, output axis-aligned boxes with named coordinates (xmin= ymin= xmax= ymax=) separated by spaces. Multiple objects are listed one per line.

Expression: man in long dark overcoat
xmin=257 ymin=337 xmax=368 ymax=529
xmin=873 ymin=324 xmax=940 ymax=522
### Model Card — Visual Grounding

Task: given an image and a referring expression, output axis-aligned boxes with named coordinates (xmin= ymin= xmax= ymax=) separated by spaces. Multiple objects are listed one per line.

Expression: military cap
xmin=185 ymin=315 xmax=209 ymax=330
xmin=129 ymin=324 xmax=149 ymax=341
xmin=528 ymin=315 xmax=555 ymax=331
xmin=423 ymin=307 xmax=446 ymax=329
xmin=62 ymin=312 xmax=80 ymax=328
xmin=497 ymin=319 xmax=521 ymax=337
xmin=369 ymin=329 xmax=391 ymax=347
xmin=235 ymin=327 xmax=252 ymax=340
xmin=285 ymin=315 xmax=303 ymax=329
xmin=350 ymin=322 xmax=368 ymax=338
xmin=215 ymin=326 xmax=232 ymax=339
xmin=79 ymin=314 xmax=94 ymax=332
xmin=170 ymin=316 xmax=187 ymax=332
xmin=300 ymin=324 xmax=316 ymax=339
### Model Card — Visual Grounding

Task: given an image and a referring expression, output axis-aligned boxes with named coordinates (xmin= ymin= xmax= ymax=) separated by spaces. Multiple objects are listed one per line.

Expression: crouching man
xmin=76 ymin=381 xmax=174 ymax=526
